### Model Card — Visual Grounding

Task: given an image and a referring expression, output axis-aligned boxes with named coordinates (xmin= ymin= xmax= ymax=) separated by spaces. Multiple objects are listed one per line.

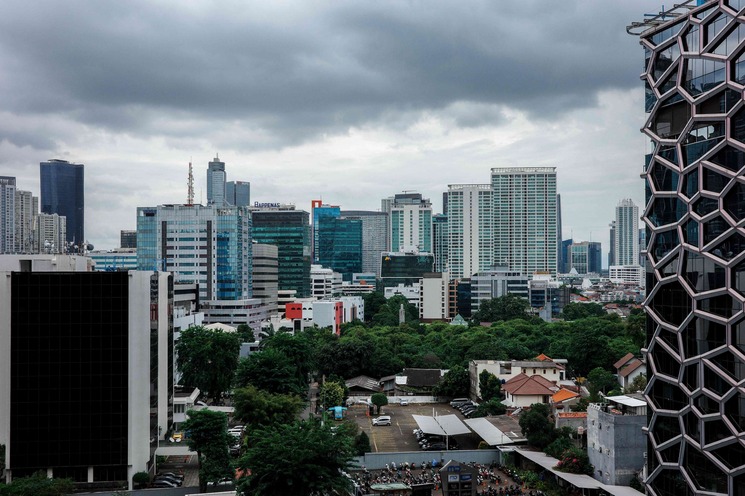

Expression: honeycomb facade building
xmin=638 ymin=1 xmax=745 ymax=495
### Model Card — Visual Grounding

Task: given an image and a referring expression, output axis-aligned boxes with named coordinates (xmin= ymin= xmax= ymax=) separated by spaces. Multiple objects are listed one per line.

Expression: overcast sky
xmin=0 ymin=0 xmax=656 ymax=256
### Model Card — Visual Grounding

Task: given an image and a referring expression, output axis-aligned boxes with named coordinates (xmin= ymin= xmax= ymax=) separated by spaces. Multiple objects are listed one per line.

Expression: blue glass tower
xmin=317 ymin=216 xmax=363 ymax=281
xmin=40 ymin=159 xmax=84 ymax=247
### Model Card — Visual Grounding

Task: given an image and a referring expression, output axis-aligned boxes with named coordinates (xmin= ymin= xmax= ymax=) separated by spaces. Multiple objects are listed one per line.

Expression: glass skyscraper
xmin=634 ymin=2 xmax=745 ymax=494
xmin=251 ymin=207 xmax=311 ymax=297
xmin=206 ymin=156 xmax=226 ymax=206
xmin=433 ymin=213 xmax=449 ymax=273
xmin=340 ymin=210 xmax=388 ymax=277
xmin=316 ymin=216 xmax=363 ymax=281
xmin=136 ymin=204 xmax=251 ymax=301
xmin=311 ymin=201 xmax=340 ymax=263
xmin=40 ymin=159 xmax=84 ymax=247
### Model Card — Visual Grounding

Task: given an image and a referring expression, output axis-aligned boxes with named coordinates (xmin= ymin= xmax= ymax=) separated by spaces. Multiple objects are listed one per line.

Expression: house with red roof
xmin=613 ymin=353 xmax=646 ymax=391
xmin=501 ymin=373 xmax=559 ymax=407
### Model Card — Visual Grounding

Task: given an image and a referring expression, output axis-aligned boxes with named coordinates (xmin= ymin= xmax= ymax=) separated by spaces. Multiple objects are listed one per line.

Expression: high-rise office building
xmin=446 ymin=184 xmax=493 ymax=279
xmin=634 ymin=3 xmax=745 ymax=494
xmin=252 ymin=244 xmax=279 ymax=311
xmin=311 ymin=200 xmax=340 ymax=263
xmin=251 ymin=206 xmax=311 ymax=297
xmin=433 ymin=214 xmax=449 ymax=273
xmin=0 ymin=269 xmax=173 ymax=490
xmin=316 ymin=216 xmax=363 ymax=281
xmin=40 ymin=159 xmax=84 ymax=247
xmin=340 ymin=210 xmax=388 ymax=277
xmin=559 ymin=238 xmax=573 ymax=274
xmin=226 ymin=180 xmax=250 ymax=207
xmin=14 ymin=190 xmax=37 ymax=254
xmin=206 ymin=156 xmax=226 ymax=206
xmin=0 ymin=176 xmax=16 ymax=253
xmin=568 ymin=241 xmax=602 ymax=275
xmin=382 ymin=192 xmax=433 ymax=253
xmin=492 ymin=167 xmax=558 ymax=276
xmin=614 ymin=199 xmax=640 ymax=266
xmin=136 ymin=204 xmax=252 ymax=301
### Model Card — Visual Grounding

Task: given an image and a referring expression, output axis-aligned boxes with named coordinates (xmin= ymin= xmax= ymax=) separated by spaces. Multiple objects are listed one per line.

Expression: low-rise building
xmin=469 ymin=356 xmax=566 ymax=399
xmin=501 ymin=373 xmax=558 ymax=407
xmin=587 ymin=395 xmax=647 ymax=486
xmin=613 ymin=353 xmax=646 ymax=391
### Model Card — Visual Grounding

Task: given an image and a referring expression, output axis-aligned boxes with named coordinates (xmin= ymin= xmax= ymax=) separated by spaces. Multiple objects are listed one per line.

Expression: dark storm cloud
xmin=0 ymin=0 xmax=647 ymax=147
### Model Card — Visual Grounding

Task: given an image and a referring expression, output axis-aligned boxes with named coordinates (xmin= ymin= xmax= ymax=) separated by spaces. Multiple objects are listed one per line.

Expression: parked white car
xmin=372 ymin=416 xmax=391 ymax=426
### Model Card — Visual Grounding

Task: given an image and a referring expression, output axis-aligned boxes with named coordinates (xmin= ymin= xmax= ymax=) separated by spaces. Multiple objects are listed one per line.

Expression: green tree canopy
xmin=237 ymin=419 xmax=356 ymax=496
xmin=434 ymin=366 xmax=470 ymax=397
xmin=624 ymin=373 xmax=647 ymax=394
xmin=478 ymin=370 xmax=501 ymax=401
xmin=182 ymin=409 xmax=234 ymax=493
xmin=560 ymin=302 xmax=606 ymax=321
xmin=233 ymin=385 xmax=305 ymax=429
xmin=176 ymin=325 xmax=241 ymax=403
xmin=555 ymin=446 xmax=593 ymax=475
xmin=471 ymin=398 xmax=507 ymax=418
xmin=518 ymin=403 xmax=556 ymax=449
xmin=587 ymin=367 xmax=618 ymax=401
xmin=472 ymin=294 xmax=530 ymax=323
xmin=370 ymin=392 xmax=389 ymax=414
xmin=362 ymin=292 xmax=387 ymax=322
xmin=319 ymin=380 xmax=346 ymax=409
xmin=235 ymin=348 xmax=307 ymax=396
xmin=236 ymin=324 xmax=255 ymax=343
xmin=0 ymin=472 xmax=74 ymax=496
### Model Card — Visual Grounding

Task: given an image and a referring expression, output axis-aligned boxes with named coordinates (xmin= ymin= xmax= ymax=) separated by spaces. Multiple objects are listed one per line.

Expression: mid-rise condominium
xmin=382 ymin=192 xmax=433 ymax=253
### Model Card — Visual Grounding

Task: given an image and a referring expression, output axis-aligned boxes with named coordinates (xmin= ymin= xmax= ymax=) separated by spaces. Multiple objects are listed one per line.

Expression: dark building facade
xmin=635 ymin=2 xmax=745 ymax=495
xmin=251 ymin=208 xmax=311 ymax=297
xmin=40 ymin=159 xmax=84 ymax=247
xmin=0 ymin=270 xmax=173 ymax=490
xmin=120 ymin=230 xmax=137 ymax=249
xmin=380 ymin=252 xmax=435 ymax=288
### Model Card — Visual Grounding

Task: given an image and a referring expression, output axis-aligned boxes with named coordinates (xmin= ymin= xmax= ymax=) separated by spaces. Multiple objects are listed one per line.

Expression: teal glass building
xmin=251 ymin=207 xmax=311 ymax=297
xmin=317 ymin=216 xmax=363 ymax=281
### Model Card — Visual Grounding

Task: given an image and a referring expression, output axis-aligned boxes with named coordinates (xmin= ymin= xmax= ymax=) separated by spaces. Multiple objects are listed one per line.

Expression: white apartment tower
xmin=0 ymin=177 xmax=16 ymax=254
xmin=614 ymin=199 xmax=639 ymax=266
xmin=491 ymin=167 xmax=558 ymax=276
xmin=14 ymin=190 xmax=37 ymax=254
xmin=382 ymin=193 xmax=433 ymax=253
xmin=446 ymin=184 xmax=493 ymax=279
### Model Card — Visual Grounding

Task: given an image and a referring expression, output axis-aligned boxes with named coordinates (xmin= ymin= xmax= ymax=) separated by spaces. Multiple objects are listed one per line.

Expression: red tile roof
xmin=503 ymin=374 xmax=557 ymax=396
xmin=613 ymin=352 xmax=635 ymax=370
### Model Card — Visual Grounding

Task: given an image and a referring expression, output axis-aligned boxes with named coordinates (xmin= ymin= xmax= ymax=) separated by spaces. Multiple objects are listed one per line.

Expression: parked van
xmin=450 ymin=398 xmax=469 ymax=407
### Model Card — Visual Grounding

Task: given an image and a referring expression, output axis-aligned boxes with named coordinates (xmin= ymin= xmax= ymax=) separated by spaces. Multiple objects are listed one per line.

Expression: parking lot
xmin=347 ymin=401 xmax=482 ymax=452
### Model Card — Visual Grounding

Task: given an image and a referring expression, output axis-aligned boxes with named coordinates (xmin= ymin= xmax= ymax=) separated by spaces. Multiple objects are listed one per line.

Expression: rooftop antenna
xmin=187 ymin=158 xmax=194 ymax=205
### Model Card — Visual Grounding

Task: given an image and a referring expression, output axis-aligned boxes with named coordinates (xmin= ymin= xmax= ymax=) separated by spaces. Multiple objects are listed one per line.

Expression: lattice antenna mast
xmin=187 ymin=159 xmax=194 ymax=205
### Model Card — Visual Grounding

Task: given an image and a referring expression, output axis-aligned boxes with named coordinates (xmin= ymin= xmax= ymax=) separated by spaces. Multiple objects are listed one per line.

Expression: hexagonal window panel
xmin=733 ymin=106 xmax=745 ymax=143
xmin=682 ymin=362 xmax=699 ymax=392
xmin=710 ymin=350 xmax=744 ymax=382
xmin=707 ymin=144 xmax=745 ymax=173
xmin=653 ymin=42 xmax=680 ymax=82
xmin=712 ymin=22 xmax=745 ymax=56
xmin=730 ymin=318 xmax=745 ymax=354
xmin=698 ymin=293 xmax=742 ymax=319
xmin=683 ymin=410 xmax=702 ymax=441
xmin=650 ymin=342 xmax=682 ymax=379
xmin=682 ymin=219 xmax=699 ymax=245
xmin=650 ymin=229 xmax=680 ymax=263
xmin=660 ymin=442 xmax=682 ymax=463
xmin=703 ymin=417 xmax=735 ymax=446
xmin=683 ymin=124 xmax=724 ymax=166
xmin=652 ymin=93 xmax=690 ymax=140
xmin=651 ymin=280 xmax=692 ymax=327
xmin=711 ymin=232 xmax=745 ymax=261
xmin=659 ymin=254 xmax=680 ymax=277
xmin=711 ymin=441 xmax=745 ymax=470
xmin=693 ymin=196 xmax=718 ymax=217
xmin=649 ymin=197 xmax=687 ymax=227
xmin=724 ymin=181 xmax=745 ymax=222
xmin=701 ymin=166 xmax=730 ymax=194
xmin=681 ymin=317 xmax=726 ymax=359
xmin=703 ymin=363 xmax=733 ymax=397
xmin=683 ymin=168 xmax=698 ymax=199
xmin=651 ymin=160 xmax=680 ymax=192
xmin=652 ymin=414 xmax=683 ymax=445
xmin=697 ymin=88 xmax=741 ymax=115
xmin=658 ymin=144 xmax=679 ymax=165
xmin=651 ymin=379 xmax=689 ymax=412
xmin=682 ymin=58 xmax=725 ymax=98
xmin=683 ymin=23 xmax=701 ymax=52
xmin=683 ymin=251 xmax=725 ymax=293
xmin=683 ymin=440 xmax=728 ymax=493
xmin=694 ymin=392 xmax=720 ymax=415
xmin=724 ymin=392 xmax=745 ymax=431
xmin=703 ymin=215 xmax=731 ymax=245
xmin=649 ymin=468 xmax=693 ymax=496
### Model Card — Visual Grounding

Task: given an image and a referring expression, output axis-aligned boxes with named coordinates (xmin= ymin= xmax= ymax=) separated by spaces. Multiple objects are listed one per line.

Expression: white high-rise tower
xmin=614 ymin=199 xmax=639 ymax=266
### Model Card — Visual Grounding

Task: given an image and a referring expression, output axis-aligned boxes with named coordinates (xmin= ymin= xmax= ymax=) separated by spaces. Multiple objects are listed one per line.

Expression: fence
xmin=352 ymin=449 xmax=502 ymax=470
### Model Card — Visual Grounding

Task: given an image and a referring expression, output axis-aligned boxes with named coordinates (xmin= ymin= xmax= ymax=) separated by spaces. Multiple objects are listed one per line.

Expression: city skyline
xmin=0 ymin=1 xmax=649 ymax=254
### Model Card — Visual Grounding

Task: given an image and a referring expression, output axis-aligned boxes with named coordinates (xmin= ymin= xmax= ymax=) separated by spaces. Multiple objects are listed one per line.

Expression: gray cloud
xmin=0 ymin=0 xmax=648 ymax=147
